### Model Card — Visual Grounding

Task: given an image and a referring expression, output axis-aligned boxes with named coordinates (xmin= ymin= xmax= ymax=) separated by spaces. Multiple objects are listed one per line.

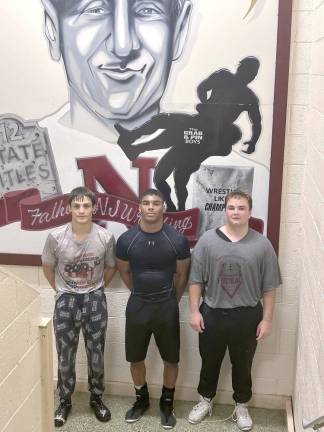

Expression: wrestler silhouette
xmin=116 ymin=57 xmax=261 ymax=211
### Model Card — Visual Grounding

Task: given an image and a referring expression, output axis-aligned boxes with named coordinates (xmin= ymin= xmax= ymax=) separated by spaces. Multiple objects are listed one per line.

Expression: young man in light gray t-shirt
xmin=188 ymin=190 xmax=281 ymax=431
xmin=42 ymin=187 xmax=116 ymax=427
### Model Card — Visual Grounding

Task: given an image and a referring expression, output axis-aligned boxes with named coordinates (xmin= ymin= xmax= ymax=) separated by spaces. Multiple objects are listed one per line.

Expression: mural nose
xmin=113 ymin=0 xmax=133 ymax=57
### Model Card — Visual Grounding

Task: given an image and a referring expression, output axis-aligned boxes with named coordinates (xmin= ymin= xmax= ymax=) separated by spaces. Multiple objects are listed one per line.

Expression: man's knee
xmin=163 ymin=361 xmax=178 ymax=369
xmin=131 ymin=361 xmax=145 ymax=369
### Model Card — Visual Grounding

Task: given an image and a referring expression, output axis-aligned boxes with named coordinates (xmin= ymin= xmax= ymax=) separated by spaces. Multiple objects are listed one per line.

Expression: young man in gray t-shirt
xmin=188 ymin=190 xmax=281 ymax=431
xmin=42 ymin=187 xmax=116 ymax=427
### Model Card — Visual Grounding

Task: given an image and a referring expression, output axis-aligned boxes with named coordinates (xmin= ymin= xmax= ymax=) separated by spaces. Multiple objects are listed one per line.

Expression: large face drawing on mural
xmin=42 ymin=0 xmax=192 ymax=134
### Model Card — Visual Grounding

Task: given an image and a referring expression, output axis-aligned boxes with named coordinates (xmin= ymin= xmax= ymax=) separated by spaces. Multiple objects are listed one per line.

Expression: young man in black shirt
xmin=116 ymin=188 xmax=190 ymax=429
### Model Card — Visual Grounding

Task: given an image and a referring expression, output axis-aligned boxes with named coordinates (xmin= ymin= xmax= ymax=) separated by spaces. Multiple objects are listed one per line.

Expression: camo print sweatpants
xmin=53 ymin=287 xmax=108 ymax=400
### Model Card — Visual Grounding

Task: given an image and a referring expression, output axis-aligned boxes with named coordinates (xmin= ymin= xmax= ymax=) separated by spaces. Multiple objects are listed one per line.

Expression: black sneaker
xmin=160 ymin=397 xmax=176 ymax=429
xmin=54 ymin=399 xmax=71 ymax=427
xmin=125 ymin=393 xmax=150 ymax=422
xmin=90 ymin=394 xmax=111 ymax=422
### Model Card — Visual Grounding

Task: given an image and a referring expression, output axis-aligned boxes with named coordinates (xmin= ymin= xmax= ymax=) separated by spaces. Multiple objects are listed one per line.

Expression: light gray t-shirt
xmin=42 ymin=223 xmax=116 ymax=294
xmin=189 ymin=228 xmax=281 ymax=308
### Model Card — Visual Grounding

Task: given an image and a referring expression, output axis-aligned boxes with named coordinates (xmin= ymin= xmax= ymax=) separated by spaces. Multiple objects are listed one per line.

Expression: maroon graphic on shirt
xmin=218 ymin=262 xmax=242 ymax=297
xmin=64 ymin=258 xmax=101 ymax=280
xmin=63 ymin=254 xmax=101 ymax=290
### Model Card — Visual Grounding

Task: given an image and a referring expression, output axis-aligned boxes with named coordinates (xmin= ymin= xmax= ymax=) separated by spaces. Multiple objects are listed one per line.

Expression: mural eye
xmin=83 ymin=2 xmax=111 ymax=17
xmin=136 ymin=7 xmax=161 ymax=18
xmin=85 ymin=8 xmax=105 ymax=15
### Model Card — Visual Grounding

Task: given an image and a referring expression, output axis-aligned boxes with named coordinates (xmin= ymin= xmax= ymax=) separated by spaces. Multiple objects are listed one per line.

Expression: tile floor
xmin=54 ymin=392 xmax=287 ymax=432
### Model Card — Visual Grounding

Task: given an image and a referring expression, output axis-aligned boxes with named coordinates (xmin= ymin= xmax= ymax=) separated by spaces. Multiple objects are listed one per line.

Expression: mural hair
xmin=173 ymin=0 xmax=187 ymax=17
xmin=50 ymin=0 xmax=188 ymax=19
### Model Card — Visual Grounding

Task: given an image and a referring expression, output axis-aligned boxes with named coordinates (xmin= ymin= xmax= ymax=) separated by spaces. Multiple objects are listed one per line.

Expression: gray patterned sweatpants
xmin=53 ymin=287 xmax=108 ymax=400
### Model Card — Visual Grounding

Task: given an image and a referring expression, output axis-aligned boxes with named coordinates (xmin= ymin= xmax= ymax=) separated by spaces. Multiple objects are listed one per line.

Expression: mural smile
xmin=98 ymin=65 xmax=145 ymax=81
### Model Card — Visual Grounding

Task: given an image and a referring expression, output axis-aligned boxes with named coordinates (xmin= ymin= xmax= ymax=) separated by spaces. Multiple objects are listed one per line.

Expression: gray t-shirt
xmin=189 ymin=228 xmax=281 ymax=308
xmin=42 ymin=223 xmax=115 ymax=294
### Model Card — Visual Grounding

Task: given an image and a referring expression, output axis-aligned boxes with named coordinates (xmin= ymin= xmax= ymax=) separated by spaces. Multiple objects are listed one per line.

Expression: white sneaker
xmin=188 ymin=395 xmax=213 ymax=424
xmin=233 ymin=403 xmax=253 ymax=431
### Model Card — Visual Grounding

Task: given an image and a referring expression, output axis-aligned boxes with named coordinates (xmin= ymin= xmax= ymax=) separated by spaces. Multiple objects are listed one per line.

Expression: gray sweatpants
xmin=53 ymin=287 xmax=108 ymax=400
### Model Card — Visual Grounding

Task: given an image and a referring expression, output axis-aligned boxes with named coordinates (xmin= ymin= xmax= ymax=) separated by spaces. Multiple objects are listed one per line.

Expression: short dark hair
xmin=68 ymin=186 xmax=96 ymax=206
xmin=139 ymin=188 xmax=165 ymax=203
xmin=225 ymin=190 xmax=252 ymax=210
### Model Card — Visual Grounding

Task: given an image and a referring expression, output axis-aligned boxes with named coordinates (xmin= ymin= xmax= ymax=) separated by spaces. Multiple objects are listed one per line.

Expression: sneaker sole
xmin=125 ymin=416 xmax=143 ymax=423
xmin=160 ymin=413 xmax=176 ymax=429
xmin=188 ymin=418 xmax=202 ymax=424
xmin=125 ymin=403 xmax=150 ymax=423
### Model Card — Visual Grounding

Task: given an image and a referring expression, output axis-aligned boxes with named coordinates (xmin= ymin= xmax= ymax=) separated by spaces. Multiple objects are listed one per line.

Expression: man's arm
xmin=174 ymin=258 xmax=190 ymax=302
xmin=42 ymin=264 xmax=56 ymax=292
xmin=104 ymin=266 xmax=116 ymax=286
xmin=116 ymin=258 xmax=133 ymax=291
xmin=256 ymin=288 xmax=276 ymax=340
xmin=189 ymin=283 xmax=205 ymax=333
xmin=243 ymin=103 xmax=262 ymax=154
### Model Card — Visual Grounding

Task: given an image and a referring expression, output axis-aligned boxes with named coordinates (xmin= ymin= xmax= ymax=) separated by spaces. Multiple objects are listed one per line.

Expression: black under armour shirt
xmin=116 ymin=224 xmax=190 ymax=302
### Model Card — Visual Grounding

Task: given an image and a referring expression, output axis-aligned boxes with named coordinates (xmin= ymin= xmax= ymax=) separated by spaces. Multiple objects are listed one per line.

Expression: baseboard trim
xmin=286 ymin=397 xmax=295 ymax=432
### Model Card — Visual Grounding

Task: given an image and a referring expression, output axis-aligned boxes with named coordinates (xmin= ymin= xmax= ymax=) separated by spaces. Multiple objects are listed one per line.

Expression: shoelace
xmin=161 ymin=398 xmax=174 ymax=417
xmin=191 ymin=400 xmax=248 ymax=424
xmin=133 ymin=396 xmax=147 ymax=409
xmin=192 ymin=400 xmax=213 ymax=417
xmin=93 ymin=396 xmax=107 ymax=412
xmin=217 ymin=404 xmax=249 ymax=423
xmin=233 ymin=404 xmax=249 ymax=421
xmin=206 ymin=405 xmax=244 ymax=424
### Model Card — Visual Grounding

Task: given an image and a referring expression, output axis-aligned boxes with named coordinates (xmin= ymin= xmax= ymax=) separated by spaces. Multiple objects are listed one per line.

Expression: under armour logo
xmin=147 ymin=241 xmax=155 ymax=246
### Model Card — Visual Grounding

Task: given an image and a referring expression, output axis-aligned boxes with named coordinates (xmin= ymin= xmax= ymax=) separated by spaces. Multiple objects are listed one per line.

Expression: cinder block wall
xmin=288 ymin=0 xmax=324 ymax=431
xmin=0 ymin=268 xmax=42 ymax=432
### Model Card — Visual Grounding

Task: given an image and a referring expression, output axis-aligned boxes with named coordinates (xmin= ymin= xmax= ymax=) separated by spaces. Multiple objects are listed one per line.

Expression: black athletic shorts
xmin=125 ymin=295 xmax=180 ymax=364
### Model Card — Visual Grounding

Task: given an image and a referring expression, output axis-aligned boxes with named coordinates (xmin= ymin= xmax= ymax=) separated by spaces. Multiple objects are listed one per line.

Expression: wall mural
xmin=0 ymin=0 xmax=289 ymax=262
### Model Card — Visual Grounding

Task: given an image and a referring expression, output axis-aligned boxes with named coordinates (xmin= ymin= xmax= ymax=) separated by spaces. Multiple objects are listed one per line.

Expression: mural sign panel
xmin=0 ymin=0 xmax=291 ymax=263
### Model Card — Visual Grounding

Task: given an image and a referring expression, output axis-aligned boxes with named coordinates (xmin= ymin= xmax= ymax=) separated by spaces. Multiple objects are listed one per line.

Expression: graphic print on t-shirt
xmin=217 ymin=256 xmax=245 ymax=297
xmin=63 ymin=253 xmax=101 ymax=290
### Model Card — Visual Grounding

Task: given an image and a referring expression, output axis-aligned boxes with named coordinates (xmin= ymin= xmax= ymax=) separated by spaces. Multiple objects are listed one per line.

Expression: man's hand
xmin=242 ymin=141 xmax=256 ymax=154
xmin=190 ymin=311 xmax=205 ymax=333
xmin=256 ymin=319 xmax=272 ymax=340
